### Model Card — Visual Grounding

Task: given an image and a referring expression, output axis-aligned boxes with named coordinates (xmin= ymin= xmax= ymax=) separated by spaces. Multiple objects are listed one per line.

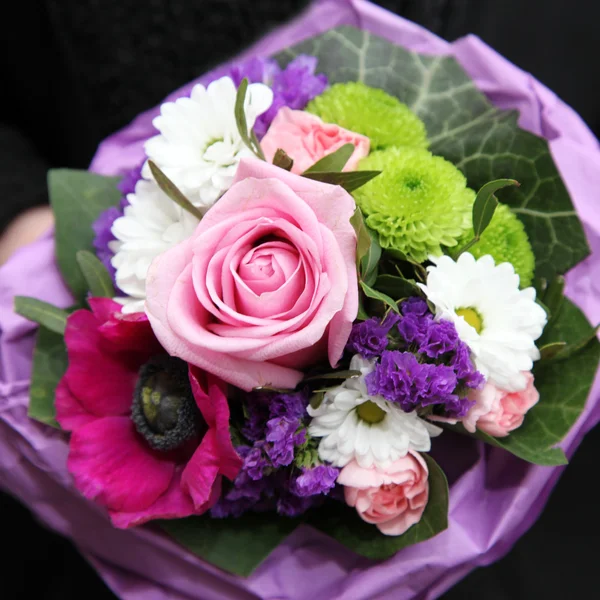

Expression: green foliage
xmin=28 ymin=326 xmax=69 ymax=428
xmin=76 ymin=251 xmax=116 ymax=298
xmin=277 ymin=26 xmax=590 ymax=280
xmin=48 ymin=169 xmax=121 ymax=303
xmin=14 ymin=297 xmax=68 ymax=335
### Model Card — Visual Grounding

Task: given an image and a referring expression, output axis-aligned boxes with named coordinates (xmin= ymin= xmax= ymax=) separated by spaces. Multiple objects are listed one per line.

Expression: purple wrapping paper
xmin=1 ymin=0 xmax=599 ymax=598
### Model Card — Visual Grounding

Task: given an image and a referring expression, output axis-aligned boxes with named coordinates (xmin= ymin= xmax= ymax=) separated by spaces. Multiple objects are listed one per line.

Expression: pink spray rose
xmin=337 ymin=452 xmax=429 ymax=536
xmin=55 ymin=298 xmax=242 ymax=528
xmin=260 ymin=107 xmax=370 ymax=174
xmin=464 ymin=372 xmax=540 ymax=437
xmin=145 ymin=158 xmax=358 ymax=391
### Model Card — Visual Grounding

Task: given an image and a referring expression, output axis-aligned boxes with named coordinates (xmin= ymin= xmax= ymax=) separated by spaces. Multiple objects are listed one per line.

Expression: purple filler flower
xmin=346 ymin=313 xmax=400 ymax=358
xmin=419 ymin=319 xmax=460 ymax=358
xmin=291 ymin=465 xmax=339 ymax=497
xmin=366 ymin=350 xmax=459 ymax=413
xmin=224 ymin=55 xmax=327 ymax=138
xmin=265 ymin=416 xmax=305 ymax=468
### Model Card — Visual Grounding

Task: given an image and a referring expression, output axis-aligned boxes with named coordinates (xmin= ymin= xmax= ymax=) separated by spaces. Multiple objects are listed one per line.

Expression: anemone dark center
xmin=131 ymin=356 xmax=205 ymax=452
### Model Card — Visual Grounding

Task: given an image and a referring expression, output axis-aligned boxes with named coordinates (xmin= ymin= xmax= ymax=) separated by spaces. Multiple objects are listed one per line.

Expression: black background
xmin=2 ymin=0 xmax=599 ymax=598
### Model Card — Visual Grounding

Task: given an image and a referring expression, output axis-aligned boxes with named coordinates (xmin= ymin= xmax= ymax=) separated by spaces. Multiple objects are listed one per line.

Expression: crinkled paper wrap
xmin=1 ymin=1 xmax=599 ymax=598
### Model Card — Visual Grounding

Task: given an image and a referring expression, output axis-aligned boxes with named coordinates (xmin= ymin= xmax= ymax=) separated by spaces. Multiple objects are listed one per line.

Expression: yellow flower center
xmin=357 ymin=400 xmax=386 ymax=424
xmin=456 ymin=307 xmax=483 ymax=334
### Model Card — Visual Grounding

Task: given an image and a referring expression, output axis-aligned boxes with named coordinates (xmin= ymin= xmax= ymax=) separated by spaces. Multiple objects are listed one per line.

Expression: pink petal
xmin=68 ymin=417 xmax=175 ymax=513
xmin=188 ymin=367 xmax=243 ymax=480
xmin=55 ymin=377 xmax=97 ymax=432
xmin=109 ymin=470 xmax=196 ymax=529
xmin=64 ymin=309 xmax=141 ymax=417
xmin=180 ymin=430 xmax=221 ymax=511
xmin=91 ymin=298 xmax=162 ymax=355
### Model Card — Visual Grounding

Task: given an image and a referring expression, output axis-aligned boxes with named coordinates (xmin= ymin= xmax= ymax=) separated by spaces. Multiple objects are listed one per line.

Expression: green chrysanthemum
xmin=306 ymin=82 xmax=428 ymax=150
xmin=456 ymin=203 xmax=535 ymax=287
xmin=354 ymin=148 xmax=474 ymax=262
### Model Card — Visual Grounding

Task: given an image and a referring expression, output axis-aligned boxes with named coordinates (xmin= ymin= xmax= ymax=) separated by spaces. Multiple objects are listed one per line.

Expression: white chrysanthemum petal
xmin=110 ymin=178 xmax=199 ymax=314
xmin=420 ymin=252 xmax=547 ymax=391
xmin=144 ymin=76 xmax=273 ymax=209
xmin=308 ymin=355 xmax=439 ymax=468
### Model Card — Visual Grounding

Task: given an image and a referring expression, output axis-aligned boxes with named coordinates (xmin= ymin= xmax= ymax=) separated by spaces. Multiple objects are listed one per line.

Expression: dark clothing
xmin=1 ymin=1 xmax=599 ymax=598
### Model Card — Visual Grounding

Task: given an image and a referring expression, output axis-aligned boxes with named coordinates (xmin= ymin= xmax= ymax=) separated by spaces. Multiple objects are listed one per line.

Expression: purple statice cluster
xmin=227 ymin=55 xmax=327 ymax=138
xmin=345 ymin=312 xmax=400 ymax=358
xmin=92 ymin=163 xmax=143 ymax=284
xmin=349 ymin=297 xmax=484 ymax=418
xmin=211 ymin=389 xmax=338 ymax=518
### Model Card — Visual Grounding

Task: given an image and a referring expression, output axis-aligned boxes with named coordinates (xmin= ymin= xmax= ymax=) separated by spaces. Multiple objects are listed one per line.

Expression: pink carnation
xmin=55 ymin=298 xmax=242 ymax=528
xmin=145 ymin=158 xmax=358 ymax=392
xmin=464 ymin=372 xmax=540 ymax=437
xmin=261 ymin=107 xmax=370 ymax=174
xmin=337 ymin=452 xmax=429 ymax=536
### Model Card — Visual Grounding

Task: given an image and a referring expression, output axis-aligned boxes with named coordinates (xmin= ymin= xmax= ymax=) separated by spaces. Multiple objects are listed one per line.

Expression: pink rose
xmin=145 ymin=158 xmax=358 ymax=391
xmin=261 ymin=107 xmax=370 ymax=174
xmin=465 ymin=372 xmax=540 ymax=437
xmin=337 ymin=452 xmax=429 ymax=536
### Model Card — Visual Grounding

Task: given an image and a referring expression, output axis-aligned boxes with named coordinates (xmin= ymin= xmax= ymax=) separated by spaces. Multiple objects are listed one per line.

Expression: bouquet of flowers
xmin=9 ymin=8 xmax=600 ymax=587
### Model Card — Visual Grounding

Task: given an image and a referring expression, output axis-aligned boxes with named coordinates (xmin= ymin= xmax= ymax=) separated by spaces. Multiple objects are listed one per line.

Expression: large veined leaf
xmin=159 ymin=512 xmax=298 ymax=577
xmin=276 ymin=27 xmax=590 ymax=280
xmin=28 ymin=326 xmax=68 ymax=428
xmin=49 ymin=170 xmax=121 ymax=303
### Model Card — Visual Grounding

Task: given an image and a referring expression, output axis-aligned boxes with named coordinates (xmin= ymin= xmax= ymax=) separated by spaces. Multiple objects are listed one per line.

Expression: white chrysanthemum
xmin=418 ymin=253 xmax=547 ymax=391
xmin=109 ymin=178 xmax=200 ymax=314
xmin=307 ymin=356 xmax=441 ymax=469
xmin=143 ymin=77 xmax=273 ymax=208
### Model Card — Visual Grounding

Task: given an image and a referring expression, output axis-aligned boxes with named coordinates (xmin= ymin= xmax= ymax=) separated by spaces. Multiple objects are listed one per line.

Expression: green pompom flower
xmin=306 ymin=82 xmax=428 ymax=150
xmin=354 ymin=148 xmax=474 ymax=262
xmin=456 ymin=203 xmax=535 ymax=287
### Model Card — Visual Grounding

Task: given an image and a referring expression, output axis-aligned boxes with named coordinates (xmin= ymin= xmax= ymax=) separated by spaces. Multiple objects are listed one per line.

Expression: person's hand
xmin=0 ymin=206 xmax=54 ymax=266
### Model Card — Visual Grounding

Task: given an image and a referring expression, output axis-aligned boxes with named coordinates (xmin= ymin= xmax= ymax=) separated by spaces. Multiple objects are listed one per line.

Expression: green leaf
xmin=309 ymin=390 xmax=325 ymax=409
xmin=350 ymin=207 xmax=371 ymax=262
xmin=308 ymin=454 xmax=448 ymax=558
xmin=303 ymin=370 xmax=361 ymax=382
xmin=350 ymin=207 xmax=382 ymax=286
xmin=272 ymin=148 xmax=294 ymax=171
xmin=374 ymin=274 xmax=421 ymax=301
xmin=443 ymin=422 xmax=567 ymax=466
xmin=538 ymin=341 xmax=567 ymax=361
xmin=28 ymin=326 xmax=69 ymax=428
xmin=360 ymin=281 xmax=399 ymax=313
xmin=544 ymin=324 xmax=600 ymax=363
xmin=383 ymin=248 xmax=428 ymax=282
xmin=14 ymin=296 xmax=68 ymax=335
xmin=303 ymin=143 xmax=355 ymax=173
xmin=472 ymin=179 xmax=519 ymax=237
xmin=160 ymin=513 xmax=298 ymax=577
xmin=49 ymin=170 xmax=122 ymax=302
xmin=76 ymin=251 xmax=115 ymax=298
xmin=234 ymin=78 xmax=265 ymax=160
xmin=276 ymin=27 xmax=590 ymax=280
xmin=147 ymin=161 xmax=203 ymax=220
xmin=542 ymin=275 xmax=565 ymax=324
xmin=302 ymin=170 xmax=381 ymax=192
